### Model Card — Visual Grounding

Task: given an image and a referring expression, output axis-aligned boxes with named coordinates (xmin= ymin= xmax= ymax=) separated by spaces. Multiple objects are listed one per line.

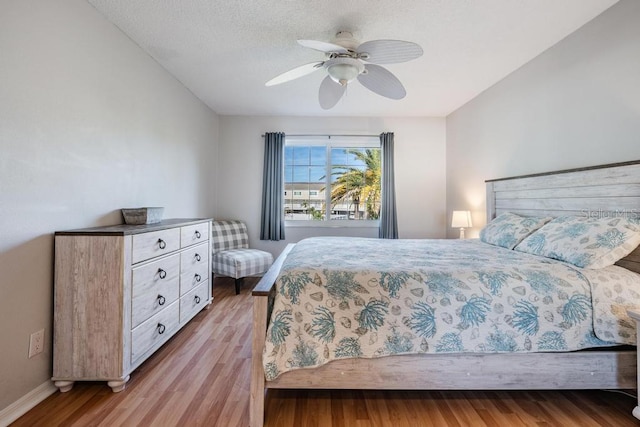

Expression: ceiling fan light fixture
xmin=327 ymin=64 xmax=358 ymax=86
xmin=265 ymin=33 xmax=422 ymax=109
xmin=325 ymin=58 xmax=364 ymax=86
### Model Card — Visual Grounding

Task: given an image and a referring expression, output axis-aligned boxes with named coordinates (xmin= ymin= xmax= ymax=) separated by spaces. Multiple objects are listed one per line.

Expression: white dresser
xmin=52 ymin=218 xmax=212 ymax=392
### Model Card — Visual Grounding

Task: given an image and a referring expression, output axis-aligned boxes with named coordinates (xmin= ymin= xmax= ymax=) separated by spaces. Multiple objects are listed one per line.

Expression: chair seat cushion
xmin=212 ymin=248 xmax=273 ymax=279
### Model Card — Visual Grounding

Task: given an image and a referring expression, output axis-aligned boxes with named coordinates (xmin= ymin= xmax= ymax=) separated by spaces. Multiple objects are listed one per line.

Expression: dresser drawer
xmin=131 ymin=254 xmax=180 ymax=328
xmin=131 ymin=301 xmax=179 ymax=364
xmin=180 ymin=242 xmax=209 ymax=294
xmin=180 ymin=281 xmax=209 ymax=323
xmin=180 ymin=262 xmax=209 ymax=295
xmin=181 ymin=223 xmax=209 ymax=248
xmin=180 ymin=242 xmax=208 ymax=273
xmin=132 ymin=228 xmax=181 ymax=264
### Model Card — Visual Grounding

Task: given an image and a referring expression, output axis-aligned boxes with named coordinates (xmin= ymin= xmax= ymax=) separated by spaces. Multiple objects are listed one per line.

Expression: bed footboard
xmin=627 ymin=309 xmax=640 ymax=420
xmin=251 ymin=244 xmax=295 ymax=427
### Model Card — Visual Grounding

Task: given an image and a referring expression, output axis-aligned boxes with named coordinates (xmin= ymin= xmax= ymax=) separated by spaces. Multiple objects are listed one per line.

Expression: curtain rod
xmin=261 ymin=133 xmax=379 ymax=138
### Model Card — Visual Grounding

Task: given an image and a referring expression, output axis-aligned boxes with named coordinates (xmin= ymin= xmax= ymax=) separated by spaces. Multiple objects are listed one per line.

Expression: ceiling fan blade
xmin=298 ymin=39 xmax=349 ymax=54
xmin=356 ymin=40 xmax=423 ymax=64
xmin=357 ymin=64 xmax=406 ymax=100
xmin=265 ymin=61 xmax=324 ymax=86
xmin=319 ymin=75 xmax=346 ymax=109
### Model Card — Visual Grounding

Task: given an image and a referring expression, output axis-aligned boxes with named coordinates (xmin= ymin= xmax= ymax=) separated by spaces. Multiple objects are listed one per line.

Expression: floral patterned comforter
xmin=263 ymin=237 xmax=640 ymax=381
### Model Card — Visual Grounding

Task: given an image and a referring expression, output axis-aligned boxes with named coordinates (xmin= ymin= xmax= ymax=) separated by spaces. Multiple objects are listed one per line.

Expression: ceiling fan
xmin=265 ymin=31 xmax=423 ymax=109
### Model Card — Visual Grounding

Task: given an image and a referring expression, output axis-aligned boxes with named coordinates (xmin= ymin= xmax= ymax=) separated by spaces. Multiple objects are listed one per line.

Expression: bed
xmin=250 ymin=160 xmax=640 ymax=427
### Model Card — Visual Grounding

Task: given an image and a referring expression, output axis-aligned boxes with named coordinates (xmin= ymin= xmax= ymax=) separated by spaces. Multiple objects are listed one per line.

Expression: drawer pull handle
xmin=158 ymin=239 xmax=167 ymax=249
xmin=195 ymin=230 xmax=201 ymax=239
xmin=158 ymin=269 xmax=167 ymax=279
xmin=195 ymin=253 xmax=201 ymax=262
xmin=157 ymin=323 xmax=166 ymax=334
xmin=195 ymin=295 xmax=201 ymax=304
xmin=195 ymin=274 xmax=201 ymax=282
xmin=157 ymin=295 xmax=166 ymax=306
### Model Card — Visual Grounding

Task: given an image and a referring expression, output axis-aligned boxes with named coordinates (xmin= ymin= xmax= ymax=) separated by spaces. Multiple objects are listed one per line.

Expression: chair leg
xmin=235 ymin=277 xmax=243 ymax=295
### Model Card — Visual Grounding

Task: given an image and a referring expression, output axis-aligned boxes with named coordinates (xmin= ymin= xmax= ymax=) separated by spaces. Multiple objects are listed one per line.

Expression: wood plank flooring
xmin=12 ymin=277 xmax=640 ymax=426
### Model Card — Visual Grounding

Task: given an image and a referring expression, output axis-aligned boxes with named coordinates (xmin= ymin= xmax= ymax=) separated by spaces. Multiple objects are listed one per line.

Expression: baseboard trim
xmin=0 ymin=381 xmax=57 ymax=427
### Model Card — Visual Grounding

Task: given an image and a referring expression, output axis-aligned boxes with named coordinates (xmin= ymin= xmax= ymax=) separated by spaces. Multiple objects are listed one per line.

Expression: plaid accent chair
xmin=211 ymin=220 xmax=273 ymax=294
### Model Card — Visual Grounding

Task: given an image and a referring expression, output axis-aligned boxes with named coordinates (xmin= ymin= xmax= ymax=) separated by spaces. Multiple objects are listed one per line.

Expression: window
xmin=284 ymin=137 xmax=381 ymax=223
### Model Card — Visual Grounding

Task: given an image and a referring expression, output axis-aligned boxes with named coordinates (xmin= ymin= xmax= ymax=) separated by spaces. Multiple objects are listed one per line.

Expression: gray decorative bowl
xmin=121 ymin=207 xmax=164 ymax=225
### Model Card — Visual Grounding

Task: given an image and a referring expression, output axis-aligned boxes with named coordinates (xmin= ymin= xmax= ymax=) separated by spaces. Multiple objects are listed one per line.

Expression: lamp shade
xmin=451 ymin=210 xmax=472 ymax=228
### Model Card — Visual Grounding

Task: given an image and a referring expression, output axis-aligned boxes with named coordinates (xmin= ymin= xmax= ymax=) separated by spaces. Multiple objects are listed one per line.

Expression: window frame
xmin=284 ymin=136 xmax=381 ymax=228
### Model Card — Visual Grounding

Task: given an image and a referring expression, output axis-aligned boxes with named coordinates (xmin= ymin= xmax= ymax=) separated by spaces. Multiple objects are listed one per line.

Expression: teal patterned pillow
xmin=480 ymin=212 xmax=552 ymax=250
xmin=515 ymin=215 xmax=640 ymax=269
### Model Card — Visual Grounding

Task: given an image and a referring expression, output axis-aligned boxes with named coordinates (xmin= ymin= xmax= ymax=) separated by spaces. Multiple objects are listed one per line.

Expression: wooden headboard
xmin=485 ymin=160 xmax=640 ymax=274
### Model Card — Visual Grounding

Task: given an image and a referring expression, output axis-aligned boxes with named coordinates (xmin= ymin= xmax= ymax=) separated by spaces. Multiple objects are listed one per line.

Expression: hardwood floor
xmin=13 ymin=277 xmax=640 ymax=426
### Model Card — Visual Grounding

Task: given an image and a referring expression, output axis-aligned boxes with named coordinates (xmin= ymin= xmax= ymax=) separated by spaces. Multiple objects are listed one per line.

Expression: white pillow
xmin=515 ymin=215 xmax=640 ymax=269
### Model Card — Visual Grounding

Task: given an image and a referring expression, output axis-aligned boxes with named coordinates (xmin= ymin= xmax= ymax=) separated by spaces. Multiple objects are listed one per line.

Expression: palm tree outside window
xmin=329 ymin=148 xmax=381 ymax=220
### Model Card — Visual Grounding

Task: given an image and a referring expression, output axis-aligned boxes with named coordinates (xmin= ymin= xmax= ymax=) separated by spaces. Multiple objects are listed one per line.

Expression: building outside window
xmin=284 ymin=136 xmax=381 ymax=224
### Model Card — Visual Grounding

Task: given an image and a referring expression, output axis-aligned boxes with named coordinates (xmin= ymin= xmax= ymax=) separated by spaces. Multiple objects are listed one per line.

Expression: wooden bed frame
xmin=250 ymin=160 xmax=640 ymax=427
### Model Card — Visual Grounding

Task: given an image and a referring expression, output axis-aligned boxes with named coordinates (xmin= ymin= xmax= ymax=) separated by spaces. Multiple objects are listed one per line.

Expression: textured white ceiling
xmin=88 ymin=0 xmax=618 ymax=117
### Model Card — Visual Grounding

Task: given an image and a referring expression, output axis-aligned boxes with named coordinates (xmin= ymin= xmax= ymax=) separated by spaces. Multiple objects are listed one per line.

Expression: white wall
xmin=0 ymin=0 xmax=218 ymax=413
xmin=446 ymin=0 xmax=640 ymax=238
xmin=217 ymin=116 xmax=447 ymax=257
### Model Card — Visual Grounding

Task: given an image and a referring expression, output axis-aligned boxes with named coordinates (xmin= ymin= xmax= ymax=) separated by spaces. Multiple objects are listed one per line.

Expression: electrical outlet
xmin=28 ymin=329 xmax=45 ymax=358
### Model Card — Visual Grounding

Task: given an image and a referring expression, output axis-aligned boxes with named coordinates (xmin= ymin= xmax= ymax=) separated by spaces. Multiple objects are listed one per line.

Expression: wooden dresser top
xmin=55 ymin=218 xmax=212 ymax=236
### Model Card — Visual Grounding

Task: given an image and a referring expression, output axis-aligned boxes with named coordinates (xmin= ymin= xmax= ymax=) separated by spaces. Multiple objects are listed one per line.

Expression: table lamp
xmin=451 ymin=210 xmax=472 ymax=239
